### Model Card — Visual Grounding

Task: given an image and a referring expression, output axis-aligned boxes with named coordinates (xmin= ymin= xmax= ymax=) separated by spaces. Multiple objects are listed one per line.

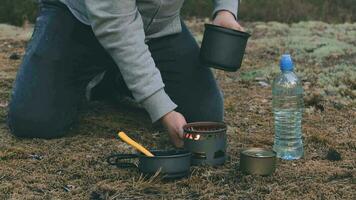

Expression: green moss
xmin=237 ymin=21 xmax=356 ymax=104
xmin=317 ymin=64 xmax=356 ymax=98
xmin=281 ymin=22 xmax=356 ymax=61
xmin=240 ymin=66 xmax=279 ymax=81
xmin=240 ymin=69 xmax=266 ymax=81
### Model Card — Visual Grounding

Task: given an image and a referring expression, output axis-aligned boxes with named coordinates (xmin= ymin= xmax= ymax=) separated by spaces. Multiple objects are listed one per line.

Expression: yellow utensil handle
xmin=118 ymin=132 xmax=154 ymax=157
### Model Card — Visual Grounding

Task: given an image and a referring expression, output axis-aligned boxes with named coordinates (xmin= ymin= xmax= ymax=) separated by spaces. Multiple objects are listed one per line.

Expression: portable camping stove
xmin=183 ymin=122 xmax=227 ymax=166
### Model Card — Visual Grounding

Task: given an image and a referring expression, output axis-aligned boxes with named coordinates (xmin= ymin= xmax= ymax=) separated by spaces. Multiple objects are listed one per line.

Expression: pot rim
xmin=183 ymin=121 xmax=227 ymax=134
xmin=200 ymin=59 xmax=240 ymax=71
xmin=139 ymin=150 xmax=191 ymax=159
xmin=240 ymin=148 xmax=276 ymax=158
xmin=205 ymin=23 xmax=251 ymax=38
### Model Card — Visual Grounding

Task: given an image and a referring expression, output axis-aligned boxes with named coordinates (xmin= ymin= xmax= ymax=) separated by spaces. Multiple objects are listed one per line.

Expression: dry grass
xmin=0 ymin=21 xmax=355 ymax=199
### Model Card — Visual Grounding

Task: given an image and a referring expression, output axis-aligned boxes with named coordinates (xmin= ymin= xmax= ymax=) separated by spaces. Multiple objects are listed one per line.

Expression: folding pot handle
xmin=107 ymin=153 xmax=138 ymax=168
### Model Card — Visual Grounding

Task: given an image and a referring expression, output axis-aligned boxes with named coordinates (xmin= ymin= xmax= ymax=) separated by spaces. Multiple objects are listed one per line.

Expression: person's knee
xmin=201 ymin=90 xmax=224 ymax=122
xmin=7 ymin=107 xmax=69 ymax=139
xmin=181 ymin=90 xmax=224 ymax=122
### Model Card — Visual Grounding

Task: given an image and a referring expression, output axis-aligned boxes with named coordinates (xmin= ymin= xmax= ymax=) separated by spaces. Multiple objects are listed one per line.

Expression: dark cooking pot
xmin=200 ymin=24 xmax=251 ymax=72
xmin=107 ymin=150 xmax=191 ymax=179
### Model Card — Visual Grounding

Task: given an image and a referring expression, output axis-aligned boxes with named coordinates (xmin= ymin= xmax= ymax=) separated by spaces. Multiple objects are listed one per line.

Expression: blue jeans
xmin=7 ymin=1 xmax=224 ymax=138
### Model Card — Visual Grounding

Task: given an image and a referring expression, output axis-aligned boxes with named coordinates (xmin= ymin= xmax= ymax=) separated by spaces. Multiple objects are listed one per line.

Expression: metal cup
xmin=240 ymin=148 xmax=277 ymax=176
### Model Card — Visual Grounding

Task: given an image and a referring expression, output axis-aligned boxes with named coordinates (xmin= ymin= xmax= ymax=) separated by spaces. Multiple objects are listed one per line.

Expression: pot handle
xmin=107 ymin=153 xmax=138 ymax=168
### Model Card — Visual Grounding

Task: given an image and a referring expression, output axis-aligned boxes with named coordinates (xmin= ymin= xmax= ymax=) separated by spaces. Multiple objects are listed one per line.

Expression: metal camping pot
xmin=107 ymin=150 xmax=191 ymax=179
xmin=183 ymin=122 xmax=227 ymax=166
xmin=200 ymin=24 xmax=251 ymax=72
xmin=240 ymin=148 xmax=277 ymax=176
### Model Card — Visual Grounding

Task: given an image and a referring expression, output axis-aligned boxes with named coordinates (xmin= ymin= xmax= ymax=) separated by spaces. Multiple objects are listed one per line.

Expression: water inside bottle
xmin=272 ymin=71 xmax=304 ymax=160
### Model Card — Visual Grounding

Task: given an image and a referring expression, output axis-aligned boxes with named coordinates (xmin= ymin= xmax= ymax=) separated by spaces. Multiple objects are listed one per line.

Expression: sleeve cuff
xmin=213 ymin=0 xmax=239 ymax=19
xmin=141 ymin=89 xmax=177 ymax=123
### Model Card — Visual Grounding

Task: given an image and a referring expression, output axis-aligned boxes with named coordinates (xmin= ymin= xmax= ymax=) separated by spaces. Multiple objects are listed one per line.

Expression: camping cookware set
xmin=107 ymin=132 xmax=191 ymax=179
xmin=108 ymin=24 xmax=276 ymax=178
xmin=107 ymin=149 xmax=192 ymax=179
xmin=109 ymin=123 xmax=276 ymax=178
xmin=240 ymin=148 xmax=277 ymax=176
xmin=183 ymin=122 xmax=227 ymax=166
xmin=200 ymin=23 xmax=251 ymax=71
xmin=108 ymin=123 xmax=227 ymax=179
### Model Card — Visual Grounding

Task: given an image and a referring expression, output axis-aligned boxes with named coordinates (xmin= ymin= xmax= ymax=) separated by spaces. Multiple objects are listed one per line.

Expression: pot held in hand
xmin=200 ymin=24 xmax=251 ymax=72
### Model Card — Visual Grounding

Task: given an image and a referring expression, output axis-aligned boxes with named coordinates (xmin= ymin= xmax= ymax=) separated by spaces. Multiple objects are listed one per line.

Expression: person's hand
xmin=213 ymin=10 xmax=245 ymax=32
xmin=161 ymin=111 xmax=187 ymax=148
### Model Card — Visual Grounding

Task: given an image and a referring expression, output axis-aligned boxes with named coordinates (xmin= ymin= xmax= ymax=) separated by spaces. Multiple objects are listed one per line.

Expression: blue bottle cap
xmin=280 ymin=54 xmax=294 ymax=71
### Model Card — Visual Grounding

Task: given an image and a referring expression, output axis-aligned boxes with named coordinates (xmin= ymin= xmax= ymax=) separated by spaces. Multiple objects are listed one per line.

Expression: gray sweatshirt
xmin=58 ymin=0 xmax=238 ymax=122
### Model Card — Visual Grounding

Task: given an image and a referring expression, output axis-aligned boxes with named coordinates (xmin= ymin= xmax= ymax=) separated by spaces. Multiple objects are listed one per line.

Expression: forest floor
xmin=0 ymin=20 xmax=355 ymax=199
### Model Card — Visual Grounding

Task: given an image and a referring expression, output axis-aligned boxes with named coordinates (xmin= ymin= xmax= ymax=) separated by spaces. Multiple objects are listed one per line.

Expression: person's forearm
xmin=212 ymin=0 xmax=239 ymax=18
xmin=84 ymin=0 xmax=177 ymax=122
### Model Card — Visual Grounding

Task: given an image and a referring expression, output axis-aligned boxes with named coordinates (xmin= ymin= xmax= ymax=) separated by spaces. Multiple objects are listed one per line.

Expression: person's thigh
xmin=7 ymin=2 xmax=109 ymax=138
xmin=148 ymin=22 xmax=224 ymax=122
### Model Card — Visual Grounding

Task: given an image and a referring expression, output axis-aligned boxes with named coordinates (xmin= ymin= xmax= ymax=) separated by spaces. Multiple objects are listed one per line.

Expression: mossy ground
xmin=0 ymin=21 xmax=355 ymax=199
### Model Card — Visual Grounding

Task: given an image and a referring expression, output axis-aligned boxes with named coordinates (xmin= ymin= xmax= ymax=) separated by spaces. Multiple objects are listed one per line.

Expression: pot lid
xmin=241 ymin=148 xmax=276 ymax=158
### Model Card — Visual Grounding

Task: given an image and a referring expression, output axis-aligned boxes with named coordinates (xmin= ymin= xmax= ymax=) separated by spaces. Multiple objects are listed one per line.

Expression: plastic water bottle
xmin=272 ymin=54 xmax=304 ymax=160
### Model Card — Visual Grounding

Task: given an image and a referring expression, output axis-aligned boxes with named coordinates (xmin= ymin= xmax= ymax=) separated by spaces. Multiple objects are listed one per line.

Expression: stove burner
xmin=183 ymin=122 xmax=227 ymax=166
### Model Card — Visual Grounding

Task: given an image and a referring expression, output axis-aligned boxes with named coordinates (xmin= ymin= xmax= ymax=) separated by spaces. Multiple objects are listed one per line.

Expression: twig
xmin=19 ymin=168 xmax=31 ymax=174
